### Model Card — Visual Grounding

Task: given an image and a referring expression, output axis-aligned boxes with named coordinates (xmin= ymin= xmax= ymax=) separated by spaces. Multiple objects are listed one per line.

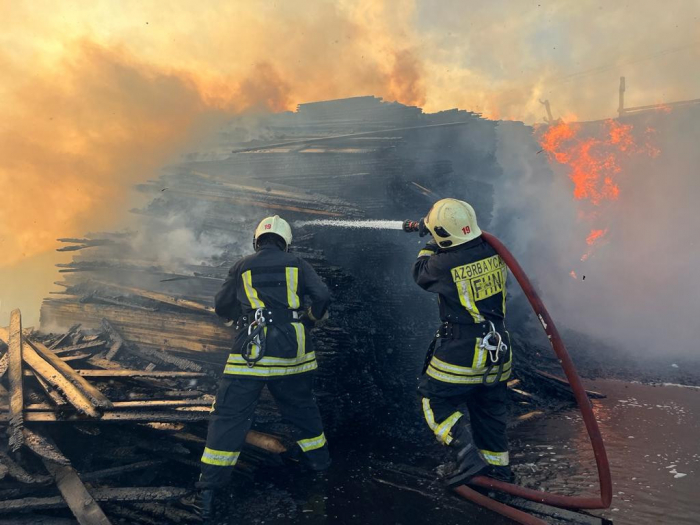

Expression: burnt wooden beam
xmin=18 ymin=343 xmax=99 ymax=417
xmin=9 ymin=409 xmax=210 ymax=423
xmin=246 ymin=430 xmax=287 ymax=454
xmin=131 ymin=502 xmax=200 ymax=523
xmin=42 ymin=460 xmax=111 ymax=525
xmin=0 ymin=486 xmax=188 ymax=513
xmin=22 ymin=428 xmax=70 ymax=465
xmin=100 ymin=319 xmax=123 ymax=360
xmin=27 ymin=338 xmax=112 ymax=409
xmin=48 ymin=324 xmax=81 ymax=350
xmin=94 ymin=281 xmax=214 ymax=314
xmin=103 ymin=504 xmax=160 ymax=525
xmin=81 ymin=459 xmax=166 ymax=482
xmin=102 ymin=320 xmax=202 ymax=371
xmin=42 ymin=300 xmax=231 ymax=353
xmin=0 ymin=451 xmax=51 ymax=484
xmin=72 ymin=369 xmax=205 ymax=378
xmin=51 ymin=340 xmax=105 ymax=355
xmin=7 ymin=310 xmax=24 ymax=451
xmin=126 ymin=343 xmax=203 ymax=372
xmin=28 ymin=374 xmax=67 ymax=408
xmin=0 ymin=516 xmax=76 ymax=525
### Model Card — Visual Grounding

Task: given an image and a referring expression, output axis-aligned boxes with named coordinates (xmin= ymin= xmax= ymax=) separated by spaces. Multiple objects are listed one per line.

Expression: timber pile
xmin=38 ymin=96 xmax=599 ymax=431
xmin=19 ymin=96 xmax=606 ymax=521
xmin=0 ymin=309 xmax=290 ymax=524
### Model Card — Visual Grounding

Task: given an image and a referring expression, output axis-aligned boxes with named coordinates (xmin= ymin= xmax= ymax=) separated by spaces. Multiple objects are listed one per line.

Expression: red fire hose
xmin=451 ymin=232 xmax=612 ymax=523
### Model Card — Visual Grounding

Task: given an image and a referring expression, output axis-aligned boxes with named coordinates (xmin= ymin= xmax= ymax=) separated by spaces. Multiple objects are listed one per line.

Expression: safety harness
xmin=479 ymin=321 xmax=509 ymax=386
xmin=422 ymin=320 xmax=508 ymax=387
xmin=238 ymin=308 xmax=301 ymax=367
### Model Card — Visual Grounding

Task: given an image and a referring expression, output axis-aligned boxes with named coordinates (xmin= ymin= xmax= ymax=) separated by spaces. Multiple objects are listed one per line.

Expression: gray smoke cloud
xmin=492 ymin=108 xmax=700 ymax=357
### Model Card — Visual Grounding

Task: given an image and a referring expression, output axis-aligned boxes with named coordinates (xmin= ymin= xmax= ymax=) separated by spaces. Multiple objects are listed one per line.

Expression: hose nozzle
xmin=403 ymin=220 xmax=421 ymax=233
xmin=403 ymin=219 xmax=429 ymax=236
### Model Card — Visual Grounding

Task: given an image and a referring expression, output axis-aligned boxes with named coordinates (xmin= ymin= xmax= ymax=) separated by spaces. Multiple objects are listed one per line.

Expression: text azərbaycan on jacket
xmin=214 ymin=243 xmax=331 ymax=379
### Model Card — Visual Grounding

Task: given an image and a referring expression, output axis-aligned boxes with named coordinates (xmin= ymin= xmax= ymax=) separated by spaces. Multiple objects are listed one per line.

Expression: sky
xmin=1 ymin=0 xmax=699 ymax=324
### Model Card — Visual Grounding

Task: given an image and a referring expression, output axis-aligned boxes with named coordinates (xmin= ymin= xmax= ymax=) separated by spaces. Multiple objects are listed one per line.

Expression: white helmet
xmin=424 ymin=198 xmax=482 ymax=248
xmin=254 ymin=215 xmax=293 ymax=250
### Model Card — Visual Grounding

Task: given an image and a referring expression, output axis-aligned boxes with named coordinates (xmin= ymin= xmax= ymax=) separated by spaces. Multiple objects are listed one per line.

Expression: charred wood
xmin=7 ymin=311 xmax=24 ymax=450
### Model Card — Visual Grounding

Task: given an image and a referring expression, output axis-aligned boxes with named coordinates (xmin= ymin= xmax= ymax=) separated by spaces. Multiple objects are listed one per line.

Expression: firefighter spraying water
xmin=294 ymin=199 xmax=612 ymax=524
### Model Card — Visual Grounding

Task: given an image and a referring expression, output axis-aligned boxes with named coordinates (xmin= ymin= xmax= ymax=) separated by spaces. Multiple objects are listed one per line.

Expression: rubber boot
xmin=283 ymin=445 xmax=331 ymax=472
xmin=181 ymin=489 xmax=215 ymax=523
xmin=445 ymin=423 xmax=488 ymax=488
xmin=484 ymin=465 xmax=515 ymax=483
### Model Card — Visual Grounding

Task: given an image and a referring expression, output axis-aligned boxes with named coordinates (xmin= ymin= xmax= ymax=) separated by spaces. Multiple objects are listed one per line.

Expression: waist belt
xmin=437 ymin=320 xmax=505 ymax=340
xmin=236 ymin=309 xmax=301 ymax=330
xmin=239 ymin=308 xmax=302 ymax=367
xmin=422 ymin=320 xmax=508 ymax=387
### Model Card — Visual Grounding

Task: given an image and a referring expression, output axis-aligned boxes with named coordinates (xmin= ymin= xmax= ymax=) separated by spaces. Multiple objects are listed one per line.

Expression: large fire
xmin=539 ymin=118 xmax=660 ymax=261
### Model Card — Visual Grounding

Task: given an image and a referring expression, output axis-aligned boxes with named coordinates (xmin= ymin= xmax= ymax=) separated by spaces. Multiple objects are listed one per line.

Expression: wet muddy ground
xmin=512 ymin=379 xmax=700 ymax=525
xmin=211 ymin=379 xmax=699 ymax=525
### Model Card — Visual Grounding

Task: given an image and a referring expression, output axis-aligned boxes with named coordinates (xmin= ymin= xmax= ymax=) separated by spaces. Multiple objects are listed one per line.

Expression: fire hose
xmin=404 ymin=222 xmax=612 ymax=523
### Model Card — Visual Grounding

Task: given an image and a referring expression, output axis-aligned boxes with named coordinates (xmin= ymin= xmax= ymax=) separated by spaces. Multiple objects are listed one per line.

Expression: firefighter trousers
xmin=418 ymin=375 xmax=509 ymax=467
xmin=198 ymin=373 xmax=329 ymax=489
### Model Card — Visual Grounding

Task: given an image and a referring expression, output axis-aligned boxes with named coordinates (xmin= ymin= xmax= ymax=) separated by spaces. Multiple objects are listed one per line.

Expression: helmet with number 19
xmin=424 ymin=198 xmax=482 ymax=248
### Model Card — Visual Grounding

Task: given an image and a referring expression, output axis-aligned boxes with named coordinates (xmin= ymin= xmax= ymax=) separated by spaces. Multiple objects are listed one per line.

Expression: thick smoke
xmin=2 ymin=0 xmax=699 ymax=325
xmin=493 ymin=108 xmax=700 ymax=357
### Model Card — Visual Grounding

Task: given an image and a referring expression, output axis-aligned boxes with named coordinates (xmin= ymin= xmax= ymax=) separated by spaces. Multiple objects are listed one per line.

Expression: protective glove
xmin=299 ymin=307 xmax=329 ymax=330
xmin=418 ymin=218 xmax=430 ymax=237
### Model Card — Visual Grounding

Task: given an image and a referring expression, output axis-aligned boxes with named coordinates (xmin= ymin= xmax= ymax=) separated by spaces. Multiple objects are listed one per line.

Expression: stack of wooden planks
xmin=0 ymin=309 xmax=287 ymax=524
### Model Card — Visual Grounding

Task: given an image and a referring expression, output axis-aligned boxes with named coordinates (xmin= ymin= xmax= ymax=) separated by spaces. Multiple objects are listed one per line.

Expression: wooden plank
xmin=74 ymin=369 xmax=205 ymax=378
xmin=94 ymin=281 xmax=215 ymax=314
xmin=16 ymin=409 xmax=210 ymax=423
xmin=52 ymin=340 xmax=105 ymax=355
xmin=8 ymin=310 xmax=24 ymax=451
xmin=108 ymin=397 xmax=213 ymax=409
xmin=131 ymin=502 xmax=200 ymax=523
xmin=0 ymin=451 xmax=52 ymax=484
xmin=23 ymin=428 xmax=70 ymax=465
xmin=0 ymin=516 xmax=76 ymax=525
xmin=246 ymin=430 xmax=287 ymax=454
xmin=27 ymin=338 xmax=113 ymax=409
xmin=0 ymin=354 xmax=8 ymax=381
xmin=14 ymin=341 xmax=99 ymax=417
xmin=103 ymin=320 xmax=201 ymax=371
xmin=103 ymin=504 xmax=160 ymax=525
xmin=101 ymin=319 xmax=123 ymax=360
xmin=32 ymin=372 xmax=68 ymax=408
xmin=48 ymin=324 xmax=81 ymax=350
xmin=41 ymin=300 xmax=231 ymax=353
xmin=126 ymin=343 xmax=203 ymax=372
xmin=0 ymin=487 xmax=188 ymax=513
xmin=42 ymin=460 xmax=112 ymax=525
xmin=15 ymin=398 xmax=213 ymax=411
xmin=81 ymin=459 xmax=166 ymax=482
xmin=58 ymin=352 xmax=91 ymax=363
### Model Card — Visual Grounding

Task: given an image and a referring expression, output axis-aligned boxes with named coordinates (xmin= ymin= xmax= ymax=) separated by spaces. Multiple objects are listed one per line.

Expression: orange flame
xmin=539 ymin=118 xmax=659 ymax=261
xmin=586 ymin=228 xmax=608 ymax=245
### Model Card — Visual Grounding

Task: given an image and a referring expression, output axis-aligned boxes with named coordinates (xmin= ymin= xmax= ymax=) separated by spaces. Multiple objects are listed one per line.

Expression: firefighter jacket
xmin=215 ymin=244 xmax=331 ymax=379
xmin=413 ymin=236 xmax=512 ymax=384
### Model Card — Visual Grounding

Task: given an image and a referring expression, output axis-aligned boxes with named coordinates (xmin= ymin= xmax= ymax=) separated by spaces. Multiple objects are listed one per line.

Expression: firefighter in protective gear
xmin=195 ymin=215 xmax=331 ymax=520
xmin=413 ymin=199 xmax=513 ymax=487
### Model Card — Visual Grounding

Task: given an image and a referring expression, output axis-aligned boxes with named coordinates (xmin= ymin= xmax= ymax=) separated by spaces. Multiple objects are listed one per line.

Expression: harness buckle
xmin=244 ymin=308 xmax=267 ymax=367
xmin=480 ymin=321 xmax=508 ymax=364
